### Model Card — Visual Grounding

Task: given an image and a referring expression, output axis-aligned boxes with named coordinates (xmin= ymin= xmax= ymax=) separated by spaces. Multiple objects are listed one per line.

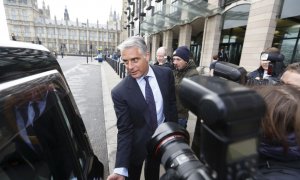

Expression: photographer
xmin=247 ymin=47 xmax=284 ymax=85
xmin=172 ymin=46 xmax=199 ymax=128
xmin=254 ymin=85 xmax=300 ymax=179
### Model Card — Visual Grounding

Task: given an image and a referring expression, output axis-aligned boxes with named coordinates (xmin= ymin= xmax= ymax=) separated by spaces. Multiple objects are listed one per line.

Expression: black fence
xmin=106 ymin=58 xmax=126 ymax=79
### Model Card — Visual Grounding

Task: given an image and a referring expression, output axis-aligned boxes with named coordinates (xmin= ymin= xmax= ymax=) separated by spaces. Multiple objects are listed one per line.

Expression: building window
xmin=11 ymin=9 xmax=17 ymax=20
xmin=24 ymin=26 xmax=30 ymax=37
xmin=36 ymin=27 xmax=44 ymax=37
xmin=22 ymin=9 xmax=28 ymax=21
xmin=58 ymin=29 xmax=66 ymax=39
xmin=220 ymin=4 xmax=250 ymax=65
xmin=222 ymin=4 xmax=250 ymax=30
xmin=102 ymin=33 xmax=107 ymax=42
xmin=69 ymin=30 xmax=75 ymax=40
xmin=19 ymin=0 xmax=27 ymax=4
xmin=99 ymin=33 xmax=102 ymax=41
xmin=273 ymin=18 xmax=300 ymax=64
xmin=48 ymin=28 xmax=55 ymax=38
xmin=80 ymin=31 xmax=86 ymax=40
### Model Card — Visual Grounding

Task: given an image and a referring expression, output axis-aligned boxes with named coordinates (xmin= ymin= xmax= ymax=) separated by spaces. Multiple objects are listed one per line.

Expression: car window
xmin=0 ymin=70 xmax=90 ymax=179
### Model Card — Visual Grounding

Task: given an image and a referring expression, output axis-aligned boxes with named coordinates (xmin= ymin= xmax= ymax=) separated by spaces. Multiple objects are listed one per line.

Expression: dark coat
xmin=173 ymin=60 xmax=199 ymax=119
xmin=218 ymin=51 xmax=228 ymax=62
xmin=257 ymin=134 xmax=300 ymax=180
xmin=111 ymin=65 xmax=177 ymax=178
xmin=154 ymin=61 xmax=174 ymax=70
xmin=247 ymin=66 xmax=265 ymax=80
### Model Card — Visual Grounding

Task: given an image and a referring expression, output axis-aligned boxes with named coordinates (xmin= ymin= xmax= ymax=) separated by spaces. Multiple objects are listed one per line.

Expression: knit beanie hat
xmin=173 ymin=46 xmax=190 ymax=62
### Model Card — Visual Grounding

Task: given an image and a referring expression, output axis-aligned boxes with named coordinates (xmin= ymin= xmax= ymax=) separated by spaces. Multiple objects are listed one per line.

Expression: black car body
xmin=0 ymin=41 xmax=104 ymax=179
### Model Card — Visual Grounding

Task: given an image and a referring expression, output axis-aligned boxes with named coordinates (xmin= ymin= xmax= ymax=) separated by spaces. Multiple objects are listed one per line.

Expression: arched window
xmin=220 ymin=4 xmax=250 ymax=65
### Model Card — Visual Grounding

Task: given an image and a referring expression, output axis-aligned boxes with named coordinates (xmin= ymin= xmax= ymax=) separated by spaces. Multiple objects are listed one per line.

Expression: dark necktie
xmin=144 ymin=76 xmax=158 ymax=130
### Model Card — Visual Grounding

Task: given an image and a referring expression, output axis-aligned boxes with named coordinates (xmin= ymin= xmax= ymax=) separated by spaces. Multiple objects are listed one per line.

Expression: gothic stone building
xmin=4 ymin=0 xmax=121 ymax=55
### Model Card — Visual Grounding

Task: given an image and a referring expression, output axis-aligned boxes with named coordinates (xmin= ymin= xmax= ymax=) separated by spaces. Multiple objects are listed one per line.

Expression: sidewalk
xmin=99 ymin=60 xmax=197 ymax=176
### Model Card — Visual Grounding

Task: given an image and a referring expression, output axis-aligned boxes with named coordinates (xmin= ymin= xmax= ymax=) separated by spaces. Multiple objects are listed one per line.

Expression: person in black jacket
xmin=247 ymin=47 xmax=284 ymax=85
xmin=218 ymin=48 xmax=228 ymax=62
xmin=254 ymin=85 xmax=300 ymax=180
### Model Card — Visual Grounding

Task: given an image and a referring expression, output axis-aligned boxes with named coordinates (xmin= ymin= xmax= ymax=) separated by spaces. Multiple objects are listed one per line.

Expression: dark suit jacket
xmin=111 ymin=65 xmax=177 ymax=171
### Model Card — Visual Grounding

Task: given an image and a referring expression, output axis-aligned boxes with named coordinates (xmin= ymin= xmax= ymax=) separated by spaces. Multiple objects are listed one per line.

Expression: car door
xmin=0 ymin=45 xmax=104 ymax=180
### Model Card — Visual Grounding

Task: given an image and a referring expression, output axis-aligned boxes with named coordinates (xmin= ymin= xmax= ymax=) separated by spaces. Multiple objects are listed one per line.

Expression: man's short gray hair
xmin=118 ymin=36 xmax=147 ymax=55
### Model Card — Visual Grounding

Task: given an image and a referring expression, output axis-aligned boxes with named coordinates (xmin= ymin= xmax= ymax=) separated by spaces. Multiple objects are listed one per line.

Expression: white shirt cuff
xmin=114 ymin=167 xmax=128 ymax=177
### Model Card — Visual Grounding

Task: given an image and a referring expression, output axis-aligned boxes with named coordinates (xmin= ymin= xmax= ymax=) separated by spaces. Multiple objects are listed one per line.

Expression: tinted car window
xmin=0 ymin=70 xmax=90 ymax=179
xmin=0 ymin=70 xmax=88 ymax=179
xmin=0 ymin=43 xmax=103 ymax=180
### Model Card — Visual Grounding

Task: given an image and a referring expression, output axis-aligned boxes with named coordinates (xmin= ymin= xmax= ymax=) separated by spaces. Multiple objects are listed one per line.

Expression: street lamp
xmin=82 ymin=23 xmax=88 ymax=64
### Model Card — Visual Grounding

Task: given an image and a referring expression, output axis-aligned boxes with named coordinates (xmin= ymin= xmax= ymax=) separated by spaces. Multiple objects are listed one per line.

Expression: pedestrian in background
xmin=249 ymin=47 xmax=284 ymax=80
xmin=218 ymin=47 xmax=228 ymax=62
xmin=247 ymin=47 xmax=284 ymax=85
xmin=254 ymin=85 xmax=300 ymax=179
xmin=209 ymin=54 xmax=219 ymax=76
xmin=11 ymin=33 xmax=16 ymax=41
xmin=172 ymin=46 xmax=199 ymax=128
xmin=107 ymin=36 xmax=177 ymax=180
xmin=154 ymin=47 xmax=173 ymax=69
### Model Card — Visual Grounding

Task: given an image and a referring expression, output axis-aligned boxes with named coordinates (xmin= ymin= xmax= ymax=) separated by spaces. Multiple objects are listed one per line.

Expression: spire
xmin=64 ymin=6 xmax=70 ymax=21
xmin=114 ymin=10 xmax=117 ymax=21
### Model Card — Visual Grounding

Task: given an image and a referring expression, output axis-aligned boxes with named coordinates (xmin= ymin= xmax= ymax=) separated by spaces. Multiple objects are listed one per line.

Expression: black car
xmin=0 ymin=41 xmax=104 ymax=179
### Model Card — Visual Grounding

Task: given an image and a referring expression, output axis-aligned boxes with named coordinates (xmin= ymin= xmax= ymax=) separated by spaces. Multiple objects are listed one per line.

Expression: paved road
xmin=57 ymin=56 xmax=110 ymax=179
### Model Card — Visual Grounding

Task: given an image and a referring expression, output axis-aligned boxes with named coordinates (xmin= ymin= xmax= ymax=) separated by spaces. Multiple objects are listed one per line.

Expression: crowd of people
xmin=107 ymin=35 xmax=300 ymax=180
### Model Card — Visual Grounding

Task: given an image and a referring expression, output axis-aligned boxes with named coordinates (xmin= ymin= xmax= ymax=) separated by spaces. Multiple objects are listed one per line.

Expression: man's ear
xmin=146 ymin=52 xmax=150 ymax=62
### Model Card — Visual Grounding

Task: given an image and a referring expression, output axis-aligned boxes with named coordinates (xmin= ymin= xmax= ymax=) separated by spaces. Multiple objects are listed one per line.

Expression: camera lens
xmin=148 ymin=122 xmax=210 ymax=180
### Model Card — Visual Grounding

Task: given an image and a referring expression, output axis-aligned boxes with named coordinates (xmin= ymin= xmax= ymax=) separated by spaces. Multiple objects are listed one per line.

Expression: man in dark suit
xmin=218 ymin=48 xmax=228 ymax=62
xmin=107 ymin=36 xmax=177 ymax=180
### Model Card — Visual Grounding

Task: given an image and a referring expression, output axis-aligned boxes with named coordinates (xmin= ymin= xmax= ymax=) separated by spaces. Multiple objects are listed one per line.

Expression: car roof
xmin=0 ymin=40 xmax=50 ymax=52
xmin=0 ymin=40 xmax=60 ymax=84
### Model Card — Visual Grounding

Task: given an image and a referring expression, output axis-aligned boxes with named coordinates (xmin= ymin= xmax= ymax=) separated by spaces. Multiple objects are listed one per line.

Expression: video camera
xmin=147 ymin=74 xmax=266 ymax=180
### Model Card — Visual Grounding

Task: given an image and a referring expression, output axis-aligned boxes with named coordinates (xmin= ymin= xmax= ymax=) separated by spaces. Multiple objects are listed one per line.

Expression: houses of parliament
xmin=3 ymin=0 xmax=121 ymax=55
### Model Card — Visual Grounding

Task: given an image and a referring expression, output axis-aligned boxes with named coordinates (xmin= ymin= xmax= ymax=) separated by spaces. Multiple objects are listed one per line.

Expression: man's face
xmin=260 ymin=53 xmax=270 ymax=70
xmin=260 ymin=60 xmax=270 ymax=70
xmin=173 ymin=56 xmax=187 ymax=70
xmin=121 ymin=47 xmax=149 ymax=79
xmin=281 ymin=70 xmax=300 ymax=88
xmin=156 ymin=50 xmax=166 ymax=64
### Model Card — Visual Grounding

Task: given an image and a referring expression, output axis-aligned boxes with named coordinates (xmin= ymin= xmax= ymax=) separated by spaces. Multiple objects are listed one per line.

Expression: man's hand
xmin=107 ymin=173 xmax=125 ymax=180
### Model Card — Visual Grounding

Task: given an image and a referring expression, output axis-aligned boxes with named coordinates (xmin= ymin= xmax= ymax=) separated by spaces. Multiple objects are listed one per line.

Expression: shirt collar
xmin=136 ymin=66 xmax=155 ymax=83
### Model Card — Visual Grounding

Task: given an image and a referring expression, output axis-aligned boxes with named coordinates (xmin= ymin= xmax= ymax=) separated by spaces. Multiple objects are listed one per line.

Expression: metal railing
xmin=106 ymin=58 xmax=126 ymax=79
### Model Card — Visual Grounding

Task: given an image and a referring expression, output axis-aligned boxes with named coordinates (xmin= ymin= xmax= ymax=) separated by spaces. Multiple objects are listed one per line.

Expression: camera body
xmin=180 ymin=76 xmax=265 ymax=179
xmin=148 ymin=75 xmax=266 ymax=180
xmin=213 ymin=61 xmax=247 ymax=84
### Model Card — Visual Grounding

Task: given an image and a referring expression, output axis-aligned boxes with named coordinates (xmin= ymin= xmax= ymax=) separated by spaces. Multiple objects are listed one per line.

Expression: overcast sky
xmin=38 ymin=0 xmax=122 ymax=24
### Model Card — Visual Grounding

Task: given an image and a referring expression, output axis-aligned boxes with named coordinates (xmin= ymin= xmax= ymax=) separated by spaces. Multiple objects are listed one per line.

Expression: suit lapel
xmin=126 ymin=73 xmax=158 ymax=130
